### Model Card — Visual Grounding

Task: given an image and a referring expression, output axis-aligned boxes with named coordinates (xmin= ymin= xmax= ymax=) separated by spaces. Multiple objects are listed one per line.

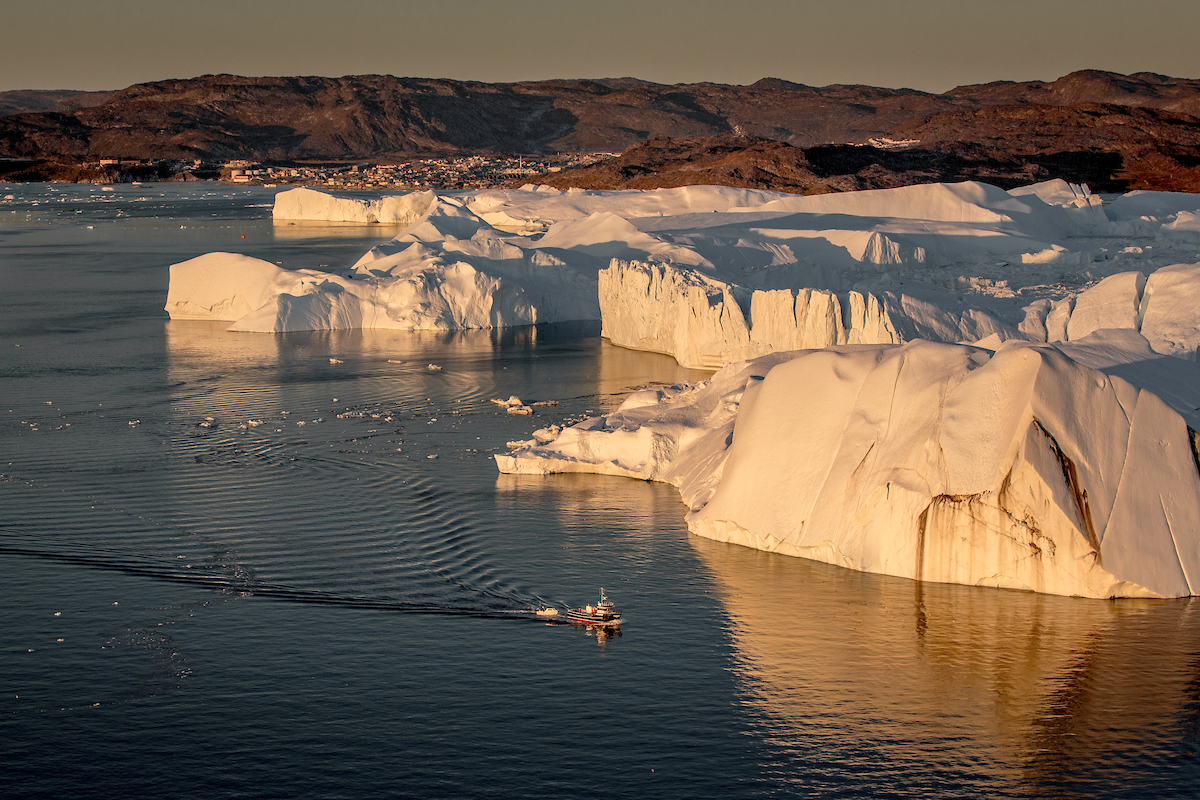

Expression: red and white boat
xmin=566 ymin=588 xmax=623 ymax=627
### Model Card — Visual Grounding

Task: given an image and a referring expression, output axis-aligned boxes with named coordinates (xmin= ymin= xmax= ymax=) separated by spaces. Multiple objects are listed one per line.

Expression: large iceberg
xmin=600 ymin=259 xmax=1200 ymax=368
xmin=498 ymin=332 xmax=1200 ymax=598
xmin=172 ymin=181 xmax=1200 ymax=357
xmin=171 ymin=180 xmax=1200 ymax=597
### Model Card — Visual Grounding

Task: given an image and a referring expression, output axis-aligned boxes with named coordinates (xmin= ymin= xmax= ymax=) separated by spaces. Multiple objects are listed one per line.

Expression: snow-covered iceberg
xmin=273 ymin=187 xmax=438 ymax=225
xmin=175 ymin=181 xmax=1200 ymax=370
xmin=601 ymin=259 xmax=1200 ymax=368
xmin=498 ymin=332 xmax=1200 ymax=598
xmin=166 ymin=181 xmax=1120 ymax=333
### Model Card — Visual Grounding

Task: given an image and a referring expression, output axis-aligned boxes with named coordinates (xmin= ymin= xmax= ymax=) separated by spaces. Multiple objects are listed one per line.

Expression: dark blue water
xmin=3 ymin=183 xmax=1200 ymax=798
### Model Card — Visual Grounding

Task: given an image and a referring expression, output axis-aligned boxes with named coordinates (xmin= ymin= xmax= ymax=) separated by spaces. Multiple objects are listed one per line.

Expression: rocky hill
xmin=3 ymin=70 xmax=1200 ymax=191
xmin=0 ymin=74 xmax=967 ymax=161
xmin=0 ymin=89 xmax=114 ymax=118
xmin=524 ymin=101 xmax=1200 ymax=194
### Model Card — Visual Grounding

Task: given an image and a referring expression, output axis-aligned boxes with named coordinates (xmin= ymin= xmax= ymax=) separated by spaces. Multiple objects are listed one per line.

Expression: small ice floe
xmin=491 ymin=395 xmax=533 ymax=415
xmin=387 ymin=359 xmax=404 ymax=364
xmin=197 ymin=419 xmax=214 ymax=428
xmin=427 ymin=364 xmax=442 ymax=371
xmin=532 ymin=425 xmax=562 ymax=444
xmin=531 ymin=400 xmax=559 ymax=407
xmin=427 ymin=454 xmax=439 ymax=459
xmin=296 ymin=420 xmax=306 ymax=426
xmin=44 ymin=401 xmax=52 ymax=405
xmin=247 ymin=419 xmax=263 ymax=427
xmin=491 ymin=396 xmax=523 ymax=408
xmin=507 ymin=439 xmax=537 ymax=449
xmin=54 ymin=612 xmax=61 ymax=617
xmin=127 ymin=420 xmax=140 ymax=427
xmin=329 ymin=358 xmax=343 ymax=364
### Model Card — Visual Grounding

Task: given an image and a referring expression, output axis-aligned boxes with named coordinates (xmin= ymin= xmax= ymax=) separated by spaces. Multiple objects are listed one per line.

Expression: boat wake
xmin=0 ymin=533 xmax=553 ymax=621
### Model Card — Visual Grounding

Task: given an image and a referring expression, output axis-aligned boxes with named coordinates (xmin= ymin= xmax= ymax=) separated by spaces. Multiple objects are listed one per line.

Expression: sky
xmin=3 ymin=0 xmax=1199 ymax=93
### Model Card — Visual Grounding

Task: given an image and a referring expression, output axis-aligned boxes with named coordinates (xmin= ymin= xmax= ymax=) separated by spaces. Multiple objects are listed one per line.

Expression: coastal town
xmin=0 ymin=152 xmax=619 ymax=188
xmin=228 ymin=153 xmax=617 ymax=190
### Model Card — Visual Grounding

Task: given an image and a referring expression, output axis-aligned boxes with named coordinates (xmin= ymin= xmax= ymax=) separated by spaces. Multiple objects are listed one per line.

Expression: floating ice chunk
xmin=507 ymin=439 xmax=537 ymax=449
xmin=1066 ymin=271 xmax=1147 ymax=341
xmin=1106 ymin=190 xmax=1200 ymax=223
xmin=500 ymin=337 xmax=1200 ymax=598
xmin=427 ymin=364 xmax=442 ymax=371
xmin=273 ymin=187 xmax=436 ymax=226
xmin=1021 ymin=245 xmax=1069 ymax=264
xmin=329 ymin=358 xmax=343 ymax=364
xmin=1157 ymin=211 xmax=1200 ymax=247
xmin=531 ymin=425 xmax=562 ymax=444
xmin=1139 ymin=262 xmax=1200 ymax=359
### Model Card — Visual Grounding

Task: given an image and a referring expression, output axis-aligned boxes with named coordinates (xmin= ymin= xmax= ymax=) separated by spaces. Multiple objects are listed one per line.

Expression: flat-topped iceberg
xmin=171 ymin=181 xmax=1200 ymax=598
xmin=171 ymin=181 xmax=1200 ymax=357
xmin=498 ymin=332 xmax=1200 ymax=598
xmin=601 ymin=259 xmax=1200 ymax=368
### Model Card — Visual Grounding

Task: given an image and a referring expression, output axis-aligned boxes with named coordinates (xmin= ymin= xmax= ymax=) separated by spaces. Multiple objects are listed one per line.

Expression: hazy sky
xmin=3 ymin=0 xmax=1198 ymax=93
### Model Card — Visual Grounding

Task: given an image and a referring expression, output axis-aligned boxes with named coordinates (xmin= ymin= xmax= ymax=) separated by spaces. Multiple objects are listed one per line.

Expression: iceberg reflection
xmin=690 ymin=535 xmax=1200 ymax=796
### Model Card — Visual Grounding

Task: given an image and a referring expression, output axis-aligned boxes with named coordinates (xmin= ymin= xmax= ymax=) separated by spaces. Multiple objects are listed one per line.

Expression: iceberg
xmin=498 ymin=332 xmax=1200 ymax=598
xmin=273 ymin=187 xmax=437 ymax=225
xmin=600 ymin=258 xmax=1200 ymax=368
xmin=174 ymin=181 xmax=1200 ymax=370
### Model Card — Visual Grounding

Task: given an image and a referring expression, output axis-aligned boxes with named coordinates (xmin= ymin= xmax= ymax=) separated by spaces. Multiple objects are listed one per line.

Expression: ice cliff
xmin=172 ymin=181 xmax=1200 ymax=598
xmin=498 ymin=332 xmax=1200 ymax=598
xmin=173 ymin=181 xmax=1200 ymax=356
xmin=599 ymin=259 xmax=1200 ymax=368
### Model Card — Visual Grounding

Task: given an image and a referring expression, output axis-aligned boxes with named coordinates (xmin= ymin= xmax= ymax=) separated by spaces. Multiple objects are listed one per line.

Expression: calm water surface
xmin=2 ymin=183 xmax=1199 ymax=798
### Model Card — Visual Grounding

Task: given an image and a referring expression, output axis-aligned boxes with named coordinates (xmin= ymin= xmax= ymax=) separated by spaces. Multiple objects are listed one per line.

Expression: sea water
xmin=2 ymin=183 xmax=1199 ymax=799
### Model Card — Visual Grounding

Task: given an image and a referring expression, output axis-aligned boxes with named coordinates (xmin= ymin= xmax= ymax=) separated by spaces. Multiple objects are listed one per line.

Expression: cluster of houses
xmin=222 ymin=153 xmax=615 ymax=190
xmin=80 ymin=153 xmax=615 ymax=188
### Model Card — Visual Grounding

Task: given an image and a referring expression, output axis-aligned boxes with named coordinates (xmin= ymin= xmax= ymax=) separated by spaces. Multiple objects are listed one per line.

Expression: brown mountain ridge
xmin=3 ymin=70 xmax=1200 ymax=191
xmin=1 ymin=69 xmax=1197 ymax=162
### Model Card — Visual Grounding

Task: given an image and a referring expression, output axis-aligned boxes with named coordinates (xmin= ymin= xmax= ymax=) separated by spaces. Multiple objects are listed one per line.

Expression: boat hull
xmin=566 ymin=611 xmax=623 ymax=627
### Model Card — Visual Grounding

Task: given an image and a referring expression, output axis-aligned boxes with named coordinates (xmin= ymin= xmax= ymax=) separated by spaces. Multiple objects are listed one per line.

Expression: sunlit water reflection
xmin=2 ymin=183 xmax=1199 ymax=798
